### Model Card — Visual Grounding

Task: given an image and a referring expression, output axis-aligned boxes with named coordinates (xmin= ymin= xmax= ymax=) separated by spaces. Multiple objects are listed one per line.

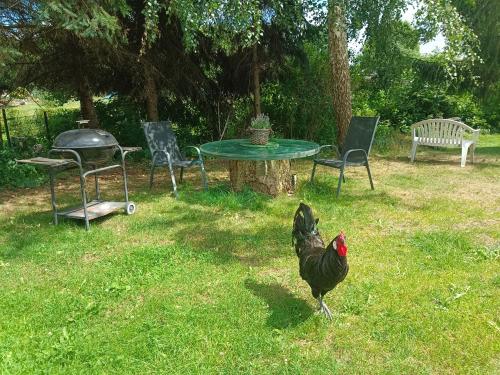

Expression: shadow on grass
xmin=0 ymin=208 xmax=121 ymax=260
xmin=299 ymin=178 xmax=402 ymax=207
xmin=245 ymin=279 xmax=313 ymax=329
xmin=129 ymin=207 xmax=291 ymax=266
xmin=383 ymin=150 xmax=499 ymax=167
xmin=476 ymin=146 xmax=500 ymax=156
xmin=178 ymin=183 xmax=271 ymax=212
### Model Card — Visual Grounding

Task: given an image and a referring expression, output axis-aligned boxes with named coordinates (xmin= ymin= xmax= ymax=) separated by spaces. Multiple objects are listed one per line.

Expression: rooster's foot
xmin=321 ymin=302 xmax=333 ymax=320
xmin=317 ymin=297 xmax=333 ymax=320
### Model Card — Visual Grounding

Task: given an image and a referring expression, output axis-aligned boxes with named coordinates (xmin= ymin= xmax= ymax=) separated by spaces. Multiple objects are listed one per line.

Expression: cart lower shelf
xmin=57 ymin=200 xmax=136 ymax=220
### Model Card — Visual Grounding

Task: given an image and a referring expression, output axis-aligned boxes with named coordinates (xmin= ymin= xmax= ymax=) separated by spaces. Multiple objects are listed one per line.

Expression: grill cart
xmin=17 ymin=129 xmax=141 ymax=230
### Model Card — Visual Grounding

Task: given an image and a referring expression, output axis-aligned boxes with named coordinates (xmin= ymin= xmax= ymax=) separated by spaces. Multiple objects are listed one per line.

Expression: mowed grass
xmin=0 ymin=135 xmax=499 ymax=374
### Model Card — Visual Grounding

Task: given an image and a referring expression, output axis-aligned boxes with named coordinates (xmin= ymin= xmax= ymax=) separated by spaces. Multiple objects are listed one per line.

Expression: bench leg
xmin=461 ymin=144 xmax=472 ymax=167
xmin=410 ymin=141 xmax=418 ymax=163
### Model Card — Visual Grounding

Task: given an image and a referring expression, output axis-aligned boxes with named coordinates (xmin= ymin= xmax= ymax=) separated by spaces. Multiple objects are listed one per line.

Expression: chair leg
xmin=149 ymin=165 xmax=156 ymax=189
xmin=471 ymin=144 xmax=476 ymax=164
xmin=410 ymin=142 xmax=418 ymax=162
xmin=180 ymin=167 xmax=184 ymax=183
xmin=342 ymin=174 xmax=346 ymax=183
xmin=366 ymin=161 xmax=374 ymax=190
xmin=310 ymin=161 xmax=317 ymax=183
xmin=336 ymin=167 xmax=345 ymax=198
xmin=200 ymin=162 xmax=208 ymax=190
xmin=167 ymin=163 xmax=178 ymax=198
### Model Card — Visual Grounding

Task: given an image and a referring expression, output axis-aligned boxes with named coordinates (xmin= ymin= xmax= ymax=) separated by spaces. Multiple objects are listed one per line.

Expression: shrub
xmin=0 ymin=148 xmax=45 ymax=188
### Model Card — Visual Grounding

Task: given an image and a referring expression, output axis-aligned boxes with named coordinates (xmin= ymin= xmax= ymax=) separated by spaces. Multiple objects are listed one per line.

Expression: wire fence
xmin=1 ymin=107 xmax=80 ymax=149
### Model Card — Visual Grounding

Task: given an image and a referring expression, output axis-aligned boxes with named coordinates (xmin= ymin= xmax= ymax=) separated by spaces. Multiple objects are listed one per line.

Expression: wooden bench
xmin=410 ymin=119 xmax=480 ymax=167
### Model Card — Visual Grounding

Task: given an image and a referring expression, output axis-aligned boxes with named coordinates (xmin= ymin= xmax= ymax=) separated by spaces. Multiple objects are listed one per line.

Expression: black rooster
xmin=292 ymin=203 xmax=349 ymax=319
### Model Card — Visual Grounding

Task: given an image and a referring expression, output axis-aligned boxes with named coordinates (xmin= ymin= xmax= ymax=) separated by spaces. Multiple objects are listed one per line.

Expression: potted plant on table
xmin=249 ymin=114 xmax=272 ymax=145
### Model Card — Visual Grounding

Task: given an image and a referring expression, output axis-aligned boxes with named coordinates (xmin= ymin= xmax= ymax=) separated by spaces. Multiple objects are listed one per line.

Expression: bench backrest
xmin=411 ymin=119 xmax=475 ymax=146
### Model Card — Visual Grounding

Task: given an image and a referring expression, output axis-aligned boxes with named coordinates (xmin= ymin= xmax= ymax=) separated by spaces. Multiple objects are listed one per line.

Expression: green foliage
xmin=415 ymin=0 xmax=482 ymax=82
xmin=260 ymin=37 xmax=337 ymax=143
xmin=44 ymin=108 xmax=81 ymax=140
xmin=251 ymin=114 xmax=271 ymax=129
xmin=94 ymin=97 xmax=145 ymax=148
xmin=0 ymin=148 xmax=45 ymax=188
xmin=41 ymin=1 xmax=131 ymax=42
xmin=141 ymin=0 xmax=265 ymax=53
xmin=352 ymin=58 xmax=494 ymax=132
xmin=371 ymin=120 xmax=394 ymax=152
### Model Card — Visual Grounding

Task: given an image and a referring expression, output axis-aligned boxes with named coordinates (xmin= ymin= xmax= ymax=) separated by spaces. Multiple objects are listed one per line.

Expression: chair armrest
xmin=343 ymin=149 xmax=368 ymax=163
xmin=318 ymin=144 xmax=340 ymax=158
xmin=120 ymin=146 xmax=142 ymax=159
xmin=184 ymin=145 xmax=203 ymax=159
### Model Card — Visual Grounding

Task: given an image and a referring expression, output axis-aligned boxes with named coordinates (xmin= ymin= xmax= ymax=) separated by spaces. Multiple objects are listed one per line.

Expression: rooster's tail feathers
xmin=292 ymin=203 xmax=319 ymax=248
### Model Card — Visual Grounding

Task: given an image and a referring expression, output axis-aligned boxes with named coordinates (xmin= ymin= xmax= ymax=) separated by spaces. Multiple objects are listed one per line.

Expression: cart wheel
xmin=125 ymin=202 xmax=136 ymax=215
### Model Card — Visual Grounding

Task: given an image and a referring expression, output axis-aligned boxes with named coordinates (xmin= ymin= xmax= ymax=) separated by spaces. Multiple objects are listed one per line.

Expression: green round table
xmin=200 ymin=138 xmax=320 ymax=195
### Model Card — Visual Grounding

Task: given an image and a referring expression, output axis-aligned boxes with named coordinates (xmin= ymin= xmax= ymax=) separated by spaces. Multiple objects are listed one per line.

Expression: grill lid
xmin=53 ymin=129 xmax=119 ymax=149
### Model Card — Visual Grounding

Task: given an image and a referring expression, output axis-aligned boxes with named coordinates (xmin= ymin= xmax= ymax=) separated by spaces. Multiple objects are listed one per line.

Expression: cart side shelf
xmin=16 ymin=157 xmax=77 ymax=168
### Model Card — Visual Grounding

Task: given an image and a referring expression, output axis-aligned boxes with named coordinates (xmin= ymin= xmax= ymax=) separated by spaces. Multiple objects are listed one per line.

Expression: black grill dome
xmin=53 ymin=129 xmax=119 ymax=165
xmin=53 ymin=129 xmax=118 ymax=149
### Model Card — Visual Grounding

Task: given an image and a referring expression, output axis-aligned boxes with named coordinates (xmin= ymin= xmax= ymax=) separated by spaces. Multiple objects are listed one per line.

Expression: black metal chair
xmin=310 ymin=116 xmax=379 ymax=197
xmin=142 ymin=121 xmax=208 ymax=198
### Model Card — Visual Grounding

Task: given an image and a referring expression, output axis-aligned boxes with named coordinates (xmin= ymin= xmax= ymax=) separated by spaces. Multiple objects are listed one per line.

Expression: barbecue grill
xmin=18 ymin=129 xmax=141 ymax=230
xmin=53 ymin=129 xmax=119 ymax=165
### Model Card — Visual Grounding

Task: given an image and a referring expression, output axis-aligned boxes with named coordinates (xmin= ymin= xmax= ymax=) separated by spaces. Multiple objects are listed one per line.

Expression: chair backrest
xmin=142 ymin=121 xmax=183 ymax=164
xmin=341 ymin=116 xmax=380 ymax=162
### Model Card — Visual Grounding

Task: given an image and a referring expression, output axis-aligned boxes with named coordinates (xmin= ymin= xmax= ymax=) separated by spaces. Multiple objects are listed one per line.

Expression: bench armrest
xmin=471 ymin=128 xmax=480 ymax=142
xmin=458 ymin=123 xmax=480 ymax=142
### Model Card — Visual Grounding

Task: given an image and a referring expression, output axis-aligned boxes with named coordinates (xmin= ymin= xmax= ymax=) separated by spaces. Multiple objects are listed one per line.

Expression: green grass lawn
xmin=1 ymin=136 xmax=499 ymax=374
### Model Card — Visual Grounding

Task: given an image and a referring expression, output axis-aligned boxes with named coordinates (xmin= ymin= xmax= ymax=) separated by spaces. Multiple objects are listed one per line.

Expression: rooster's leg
xmin=322 ymin=301 xmax=333 ymax=320
xmin=317 ymin=295 xmax=333 ymax=320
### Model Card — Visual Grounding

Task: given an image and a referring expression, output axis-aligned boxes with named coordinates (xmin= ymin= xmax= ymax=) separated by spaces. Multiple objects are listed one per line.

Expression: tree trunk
xmin=252 ymin=44 xmax=261 ymax=116
xmin=144 ymin=63 xmax=159 ymax=121
xmin=328 ymin=1 xmax=352 ymax=147
xmin=228 ymin=160 xmax=291 ymax=196
xmin=78 ymin=76 xmax=99 ymax=128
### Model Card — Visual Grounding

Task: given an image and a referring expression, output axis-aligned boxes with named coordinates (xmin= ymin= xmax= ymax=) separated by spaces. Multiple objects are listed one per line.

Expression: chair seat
xmin=155 ymin=159 xmax=202 ymax=168
xmin=314 ymin=158 xmax=366 ymax=168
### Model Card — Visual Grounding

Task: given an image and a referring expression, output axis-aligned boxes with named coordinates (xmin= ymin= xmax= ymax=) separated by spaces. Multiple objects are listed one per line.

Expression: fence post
xmin=43 ymin=111 xmax=51 ymax=143
xmin=2 ymin=108 xmax=11 ymax=148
